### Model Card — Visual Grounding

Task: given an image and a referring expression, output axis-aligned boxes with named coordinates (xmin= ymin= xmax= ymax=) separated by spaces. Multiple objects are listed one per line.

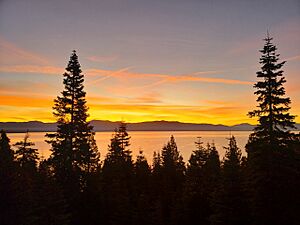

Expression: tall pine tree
xmin=46 ymin=50 xmax=99 ymax=192
xmin=246 ymin=34 xmax=299 ymax=225
xmin=248 ymin=33 xmax=295 ymax=144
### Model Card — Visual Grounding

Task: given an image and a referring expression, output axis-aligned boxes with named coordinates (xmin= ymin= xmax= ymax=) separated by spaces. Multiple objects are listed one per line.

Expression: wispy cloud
xmin=0 ymin=36 xmax=49 ymax=65
xmin=86 ymin=55 xmax=119 ymax=63
xmin=0 ymin=58 xmax=252 ymax=86
xmin=0 ymin=65 xmax=64 ymax=74
xmin=85 ymin=68 xmax=253 ymax=86
xmin=284 ymin=55 xmax=300 ymax=62
xmin=86 ymin=67 xmax=133 ymax=85
xmin=164 ymin=74 xmax=253 ymax=85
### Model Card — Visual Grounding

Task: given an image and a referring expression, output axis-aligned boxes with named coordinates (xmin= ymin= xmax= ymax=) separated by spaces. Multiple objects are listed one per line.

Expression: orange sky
xmin=0 ymin=58 xmax=299 ymax=125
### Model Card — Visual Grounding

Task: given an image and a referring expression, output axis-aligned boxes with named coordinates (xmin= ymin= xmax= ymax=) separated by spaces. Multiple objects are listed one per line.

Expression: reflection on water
xmin=7 ymin=131 xmax=252 ymax=162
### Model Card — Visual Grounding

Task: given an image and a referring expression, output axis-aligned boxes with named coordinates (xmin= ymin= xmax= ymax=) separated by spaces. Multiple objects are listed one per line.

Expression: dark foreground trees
xmin=0 ymin=130 xmax=17 ymax=225
xmin=0 ymin=131 xmax=69 ymax=225
xmin=101 ymin=122 xmax=134 ymax=225
xmin=211 ymin=136 xmax=248 ymax=225
xmin=183 ymin=138 xmax=220 ymax=225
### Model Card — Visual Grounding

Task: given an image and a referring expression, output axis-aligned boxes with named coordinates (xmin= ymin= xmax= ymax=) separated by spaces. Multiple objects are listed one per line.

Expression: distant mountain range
xmin=1 ymin=120 xmax=300 ymax=133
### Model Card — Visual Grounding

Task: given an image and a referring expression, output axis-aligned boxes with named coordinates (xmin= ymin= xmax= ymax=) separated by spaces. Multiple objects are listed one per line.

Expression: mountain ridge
xmin=1 ymin=120 xmax=300 ymax=133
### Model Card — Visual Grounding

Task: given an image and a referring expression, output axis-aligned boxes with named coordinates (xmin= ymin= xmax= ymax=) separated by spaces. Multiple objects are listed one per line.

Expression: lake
xmin=7 ymin=131 xmax=252 ymax=162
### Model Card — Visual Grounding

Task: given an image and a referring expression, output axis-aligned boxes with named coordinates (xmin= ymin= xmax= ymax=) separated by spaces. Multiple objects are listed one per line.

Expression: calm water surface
xmin=7 ymin=131 xmax=252 ymax=162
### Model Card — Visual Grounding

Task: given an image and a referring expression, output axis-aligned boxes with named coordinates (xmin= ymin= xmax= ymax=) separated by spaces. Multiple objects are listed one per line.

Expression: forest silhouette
xmin=0 ymin=35 xmax=299 ymax=225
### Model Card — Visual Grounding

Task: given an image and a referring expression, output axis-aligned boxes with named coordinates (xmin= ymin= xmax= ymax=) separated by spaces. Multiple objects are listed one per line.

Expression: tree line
xmin=0 ymin=35 xmax=299 ymax=225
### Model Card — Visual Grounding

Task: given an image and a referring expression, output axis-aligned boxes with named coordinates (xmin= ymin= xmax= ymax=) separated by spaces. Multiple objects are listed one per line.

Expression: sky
xmin=0 ymin=0 xmax=299 ymax=125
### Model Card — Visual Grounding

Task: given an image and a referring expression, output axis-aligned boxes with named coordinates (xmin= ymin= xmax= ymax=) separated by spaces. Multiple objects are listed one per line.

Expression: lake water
xmin=7 ymin=131 xmax=252 ymax=162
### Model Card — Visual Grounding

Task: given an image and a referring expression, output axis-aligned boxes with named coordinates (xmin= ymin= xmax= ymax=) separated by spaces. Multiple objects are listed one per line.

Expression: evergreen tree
xmin=134 ymin=150 xmax=151 ymax=193
xmin=104 ymin=122 xmax=132 ymax=168
xmin=161 ymin=135 xmax=185 ymax=179
xmin=152 ymin=151 xmax=162 ymax=181
xmin=246 ymin=34 xmax=300 ymax=225
xmin=0 ymin=130 xmax=19 ymax=225
xmin=45 ymin=50 xmax=99 ymax=225
xmin=183 ymin=137 xmax=210 ymax=225
xmin=0 ymin=130 xmax=14 ymax=167
xmin=14 ymin=132 xmax=39 ymax=172
xmin=12 ymin=133 xmax=42 ymax=225
xmin=150 ymin=151 xmax=164 ymax=225
xmin=132 ymin=151 xmax=152 ymax=225
xmin=211 ymin=136 xmax=248 ymax=225
xmin=46 ymin=50 xmax=99 ymax=193
xmin=248 ymin=33 xmax=295 ymax=144
xmin=102 ymin=122 xmax=134 ymax=225
xmin=183 ymin=140 xmax=220 ymax=225
xmin=159 ymin=135 xmax=185 ymax=225
xmin=188 ymin=137 xmax=210 ymax=171
xmin=36 ymin=159 xmax=70 ymax=225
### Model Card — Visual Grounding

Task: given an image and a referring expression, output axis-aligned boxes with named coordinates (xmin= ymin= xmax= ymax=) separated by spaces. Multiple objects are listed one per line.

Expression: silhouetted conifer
xmin=102 ymin=122 xmax=134 ymax=225
xmin=183 ymin=137 xmax=209 ymax=225
xmin=46 ymin=50 xmax=99 ymax=194
xmin=132 ymin=151 xmax=152 ymax=225
xmin=248 ymin=33 xmax=295 ymax=144
xmin=134 ymin=150 xmax=151 ymax=195
xmin=158 ymin=135 xmax=185 ymax=225
xmin=14 ymin=132 xmax=39 ymax=172
xmin=37 ymin=160 xmax=70 ymax=225
xmin=0 ymin=130 xmax=14 ymax=167
xmin=12 ymin=133 xmax=41 ymax=225
xmin=183 ymin=140 xmax=220 ymax=225
xmin=211 ymin=136 xmax=248 ymax=225
xmin=0 ymin=130 xmax=19 ymax=225
xmin=246 ymin=34 xmax=300 ymax=225
xmin=45 ymin=50 xmax=100 ymax=225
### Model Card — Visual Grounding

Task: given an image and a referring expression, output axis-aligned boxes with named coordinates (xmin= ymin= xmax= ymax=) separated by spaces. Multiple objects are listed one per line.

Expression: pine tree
xmin=211 ymin=136 xmax=249 ymax=225
xmin=101 ymin=122 xmax=134 ymax=225
xmin=37 ymin=160 xmax=70 ymax=225
xmin=248 ymin=33 xmax=295 ymax=144
xmin=159 ymin=135 xmax=185 ymax=225
xmin=14 ymin=132 xmax=39 ymax=172
xmin=150 ymin=151 xmax=164 ymax=225
xmin=161 ymin=135 xmax=185 ymax=177
xmin=183 ymin=137 xmax=211 ymax=225
xmin=13 ymin=133 xmax=43 ymax=225
xmin=0 ymin=130 xmax=19 ymax=225
xmin=183 ymin=141 xmax=220 ymax=225
xmin=246 ymin=34 xmax=300 ymax=225
xmin=104 ymin=122 xmax=132 ymax=167
xmin=132 ymin=151 xmax=152 ymax=225
xmin=188 ymin=137 xmax=210 ymax=174
xmin=134 ymin=150 xmax=151 ymax=192
xmin=152 ymin=151 xmax=162 ymax=177
xmin=46 ymin=50 xmax=99 ymax=193
xmin=0 ymin=130 xmax=14 ymax=167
